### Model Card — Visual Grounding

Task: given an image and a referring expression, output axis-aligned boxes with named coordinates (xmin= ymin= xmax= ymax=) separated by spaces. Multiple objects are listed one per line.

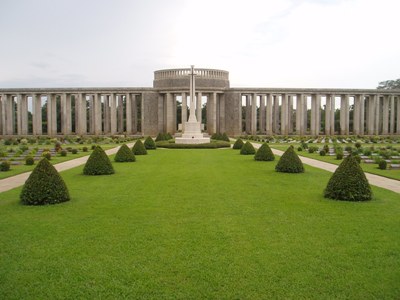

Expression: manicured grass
xmin=0 ymin=149 xmax=399 ymax=299
xmin=270 ymin=143 xmax=400 ymax=181
xmin=0 ymin=144 xmax=119 ymax=179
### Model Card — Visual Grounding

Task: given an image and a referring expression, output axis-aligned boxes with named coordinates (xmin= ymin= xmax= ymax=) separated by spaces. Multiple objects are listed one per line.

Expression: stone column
xmin=367 ymin=95 xmax=374 ymax=135
xmin=251 ymin=93 xmax=257 ymax=135
xmin=61 ymin=93 xmax=72 ymax=135
xmin=132 ymin=95 xmax=137 ymax=133
xmin=76 ymin=93 xmax=87 ymax=135
xmin=259 ymin=95 xmax=266 ymax=133
xmin=166 ymin=93 xmax=174 ymax=134
xmin=125 ymin=93 xmax=132 ymax=134
xmin=359 ymin=95 xmax=365 ymax=135
xmin=4 ymin=95 xmax=14 ymax=135
xmin=397 ymin=96 xmax=400 ymax=134
xmin=310 ymin=95 xmax=316 ymax=136
xmin=181 ymin=92 xmax=187 ymax=131
xmin=288 ymin=95 xmax=293 ymax=134
xmin=17 ymin=94 xmax=28 ymax=135
xmin=266 ymin=94 xmax=273 ymax=135
xmin=93 ymin=94 xmax=102 ymax=135
xmin=340 ymin=95 xmax=349 ymax=135
xmin=329 ymin=95 xmax=335 ymax=135
xmin=47 ymin=95 xmax=53 ymax=135
xmin=382 ymin=95 xmax=389 ymax=135
xmin=296 ymin=94 xmax=303 ymax=135
xmin=196 ymin=92 xmax=202 ymax=123
xmin=117 ymin=95 xmax=124 ymax=133
xmin=374 ymin=95 xmax=381 ymax=135
xmin=219 ymin=94 xmax=226 ymax=133
xmin=245 ymin=95 xmax=250 ymax=133
xmin=281 ymin=94 xmax=288 ymax=135
xmin=110 ymin=93 xmax=117 ymax=135
xmin=273 ymin=95 xmax=280 ymax=134
xmin=103 ymin=95 xmax=110 ymax=134
xmin=211 ymin=92 xmax=217 ymax=134
xmin=158 ymin=94 xmax=164 ymax=133
xmin=390 ymin=95 xmax=395 ymax=134
xmin=32 ymin=94 xmax=42 ymax=135
xmin=353 ymin=94 xmax=362 ymax=135
xmin=325 ymin=95 xmax=331 ymax=135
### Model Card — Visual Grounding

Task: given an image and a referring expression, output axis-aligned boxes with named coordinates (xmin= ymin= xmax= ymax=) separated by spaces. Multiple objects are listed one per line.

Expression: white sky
xmin=0 ymin=0 xmax=399 ymax=89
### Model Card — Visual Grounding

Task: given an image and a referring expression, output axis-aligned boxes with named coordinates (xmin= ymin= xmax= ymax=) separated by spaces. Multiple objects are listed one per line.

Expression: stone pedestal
xmin=175 ymin=121 xmax=210 ymax=144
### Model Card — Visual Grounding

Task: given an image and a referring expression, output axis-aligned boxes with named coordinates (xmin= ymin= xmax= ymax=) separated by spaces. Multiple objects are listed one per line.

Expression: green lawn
xmin=269 ymin=143 xmax=400 ymax=181
xmin=0 ymin=149 xmax=399 ymax=299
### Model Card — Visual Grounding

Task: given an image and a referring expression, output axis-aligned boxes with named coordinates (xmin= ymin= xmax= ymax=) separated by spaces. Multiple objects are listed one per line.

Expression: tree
xmin=83 ymin=146 xmax=115 ymax=175
xmin=20 ymin=158 xmax=70 ymax=205
xmin=377 ymin=79 xmax=400 ymax=90
xmin=275 ymin=145 xmax=304 ymax=173
xmin=324 ymin=155 xmax=372 ymax=201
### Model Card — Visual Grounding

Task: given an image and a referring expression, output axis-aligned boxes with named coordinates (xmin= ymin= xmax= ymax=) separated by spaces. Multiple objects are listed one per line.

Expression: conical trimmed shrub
xmin=114 ymin=144 xmax=136 ymax=162
xmin=221 ymin=133 xmax=230 ymax=142
xmin=254 ymin=143 xmax=275 ymax=161
xmin=20 ymin=158 xmax=70 ymax=205
xmin=83 ymin=146 xmax=115 ymax=175
xmin=155 ymin=133 xmax=165 ymax=142
xmin=324 ymin=155 xmax=372 ymax=201
xmin=132 ymin=140 xmax=147 ymax=155
xmin=232 ymin=138 xmax=244 ymax=149
xmin=275 ymin=145 xmax=304 ymax=173
xmin=240 ymin=141 xmax=256 ymax=155
xmin=144 ymin=136 xmax=156 ymax=150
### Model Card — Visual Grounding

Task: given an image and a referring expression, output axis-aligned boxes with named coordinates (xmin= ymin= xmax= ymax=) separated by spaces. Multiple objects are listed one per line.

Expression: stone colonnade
xmin=1 ymin=86 xmax=400 ymax=137
xmin=239 ymin=92 xmax=400 ymax=136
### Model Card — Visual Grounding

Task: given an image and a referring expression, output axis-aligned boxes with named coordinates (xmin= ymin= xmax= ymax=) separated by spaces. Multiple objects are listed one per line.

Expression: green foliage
xmin=212 ymin=132 xmax=230 ymax=142
xmin=83 ymin=146 xmax=115 ymax=175
xmin=319 ymin=150 xmax=326 ymax=156
xmin=132 ymin=140 xmax=148 ymax=155
xmin=275 ymin=146 xmax=304 ymax=173
xmin=254 ymin=143 xmax=275 ymax=161
xmin=0 ymin=161 xmax=11 ymax=171
xmin=71 ymin=149 xmax=78 ymax=154
xmin=25 ymin=156 xmax=35 ymax=165
xmin=156 ymin=141 xmax=230 ymax=149
xmin=232 ymin=138 xmax=244 ymax=149
xmin=82 ymin=146 xmax=88 ymax=152
xmin=240 ymin=141 xmax=256 ymax=155
xmin=378 ymin=160 xmax=387 ymax=170
xmin=115 ymin=144 xmax=136 ymax=162
xmin=20 ymin=158 xmax=70 ymax=205
xmin=144 ymin=136 xmax=157 ymax=150
xmin=297 ymin=147 xmax=303 ymax=152
xmin=42 ymin=151 xmax=51 ymax=160
xmin=221 ymin=133 xmax=230 ymax=142
xmin=155 ymin=133 xmax=166 ymax=142
xmin=324 ymin=155 xmax=372 ymax=201
xmin=377 ymin=78 xmax=400 ymax=89
xmin=60 ymin=150 xmax=67 ymax=157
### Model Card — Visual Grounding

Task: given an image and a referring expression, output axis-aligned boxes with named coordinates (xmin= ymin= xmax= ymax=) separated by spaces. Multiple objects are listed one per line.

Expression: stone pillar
xmin=288 ymin=95 xmax=293 ymax=134
xmin=281 ymin=94 xmax=288 ymax=135
xmin=117 ymin=95 xmax=124 ymax=133
xmin=273 ymin=95 xmax=280 ymax=134
xmin=110 ymin=94 xmax=117 ymax=135
xmin=397 ymin=96 xmax=400 ymax=134
xmin=181 ymin=92 xmax=187 ymax=131
xmin=76 ymin=93 xmax=87 ymax=135
xmin=390 ymin=95 xmax=395 ymax=134
xmin=245 ymin=95 xmax=250 ymax=133
xmin=359 ymin=95 xmax=365 ymax=135
xmin=340 ymin=95 xmax=349 ymax=135
xmin=251 ymin=93 xmax=257 ymax=135
xmin=46 ymin=95 xmax=53 ymax=135
xmin=374 ymin=95 xmax=381 ymax=135
xmin=4 ymin=95 xmax=14 ymax=135
xmin=296 ymin=94 xmax=303 ymax=135
xmin=310 ymin=95 xmax=316 ymax=136
xmin=196 ymin=92 xmax=202 ymax=123
xmin=367 ymin=95 xmax=374 ymax=135
xmin=17 ymin=94 xmax=28 ymax=135
xmin=266 ymin=94 xmax=273 ymax=135
xmin=103 ymin=95 xmax=110 ymax=134
xmin=132 ymin=94 xmax=138 ymax=133
xmin=93 ymin=94 xmax=102 ymax=135
xmin=125 ymin=93 xmax=132 ymax=134
xmin=166 ymin=93 xmax=174 ymax=134
xmin=303 ymin=96 xmax=308 ymax=134
xmin=61 ymin=93 xmax=72 ymax=135
xmin=173 ymin=94 xmax=177 ymax=132
xmin=32 ymin=94 xmax=42 ymax=135
xmin=353 ymin=94 xmax=362 ymax=135
xmin=219 ymin=94 xmax=225 ymax=133
xmin=259 ymin=95 xmax=266 ymax=133
xmin=382 ymin=95 xmax=389 ymax=135
xmin=158 ymin=94 xmax=164 ymax=133
xmin=211 ymin=92 xmax=217 ymax=134
xmin=329 ymin=95 xmax=335 ymax=135
xmin=325 ymin=95 xmax=331 ymax=135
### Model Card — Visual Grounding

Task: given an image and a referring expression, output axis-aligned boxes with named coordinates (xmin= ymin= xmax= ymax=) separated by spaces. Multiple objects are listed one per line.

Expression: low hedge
xmin=156 ymin=141 xmax=230 ymax=149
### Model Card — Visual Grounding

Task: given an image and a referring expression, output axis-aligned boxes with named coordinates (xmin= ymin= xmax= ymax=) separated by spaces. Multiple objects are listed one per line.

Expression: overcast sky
xmin=0 ymin=0 xmax=399 ymax=89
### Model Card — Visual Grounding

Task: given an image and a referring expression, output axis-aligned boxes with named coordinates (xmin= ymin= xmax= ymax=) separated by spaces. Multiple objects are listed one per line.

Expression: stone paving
xmin=0 ymin=142 xmax=399 ymax=194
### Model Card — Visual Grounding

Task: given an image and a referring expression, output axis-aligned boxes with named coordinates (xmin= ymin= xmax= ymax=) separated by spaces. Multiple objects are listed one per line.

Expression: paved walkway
xmin=1 ymin=142 xmax=399 ymax=194
xmin=0 ymin=144 xmax=133 ymax=194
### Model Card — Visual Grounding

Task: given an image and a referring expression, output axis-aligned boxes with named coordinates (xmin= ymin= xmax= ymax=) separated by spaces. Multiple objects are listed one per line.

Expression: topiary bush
xmin=71 ymin=149 xmax=78 ymax=154
xmin=83 ymin=146 xmax=115 ymax=175
xmin=319 ymin=150 xmax=326 ymax=156
xmin=132 ymin=140 xmax=148 ymax=155
xmin=378 ymin=160 xmax=387 ymax=170
xmin=60 ymin=150 xmax=67 ymax=157
xmin=0 ymin=161 xmax=11 ymax=171
xmin=240 ymin=141 xmax=256 ymax=155
xmin=275 ymin=145 xmax=304 ymax=173
xmin=324 ymin=155 xmax=372 ymax=201
xmin=144 ymin=136 xmax=156 ymax=150
xmin=232 ymin=138 xmax=244 ymax=150
xmin=115 ymin=144 xmax=136 ymax=162
xmin=254 ymin=143 xmax=275 ymax=161
xmin=20 ymin=158 xmax=70 ymax=205
xmin=221 ymin=133 xmax=230 ymax=142
xmin=25 ymin=156 xmax=35 ymax=165
xmin=42 ymin=151 xmax=51 ymax=160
